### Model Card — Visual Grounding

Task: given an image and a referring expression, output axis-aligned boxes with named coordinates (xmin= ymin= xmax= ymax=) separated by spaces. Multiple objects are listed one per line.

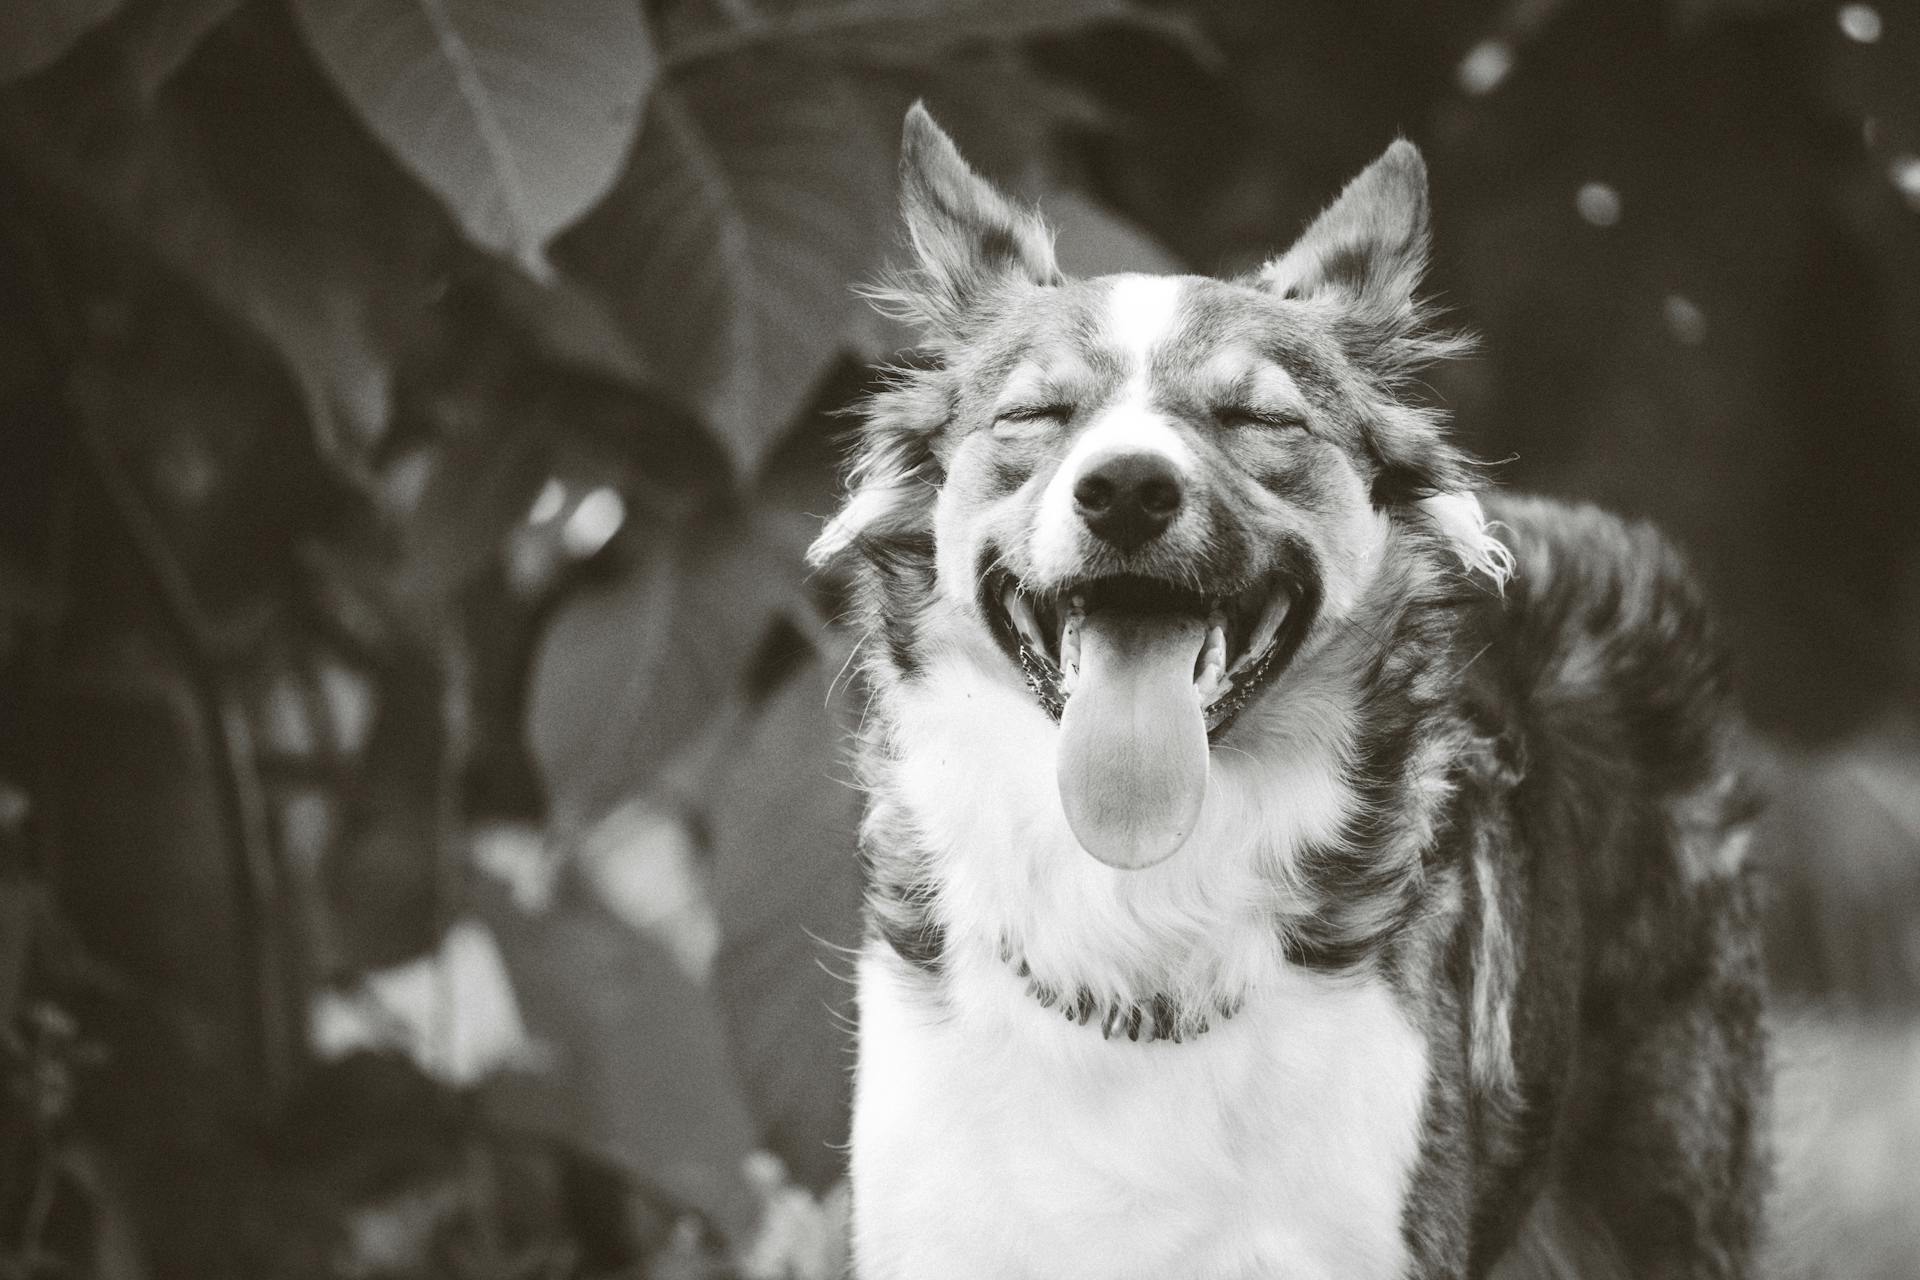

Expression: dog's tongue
xmin=1057 ymin=611 xmax=1209 ymax=869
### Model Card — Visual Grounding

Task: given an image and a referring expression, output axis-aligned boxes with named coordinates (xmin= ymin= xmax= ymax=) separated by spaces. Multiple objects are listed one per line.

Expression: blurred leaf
xmin=0 ymin=6 xmax=461 ymax=479
xmin=734 ymin=1168 xmax=851 ymax=1280
xmin=325 ymin=640 xmax=451 ymax=971
xmin=663 ymin=0 xmax=1206 ymax=69
xmin=42 ymin=643 xmax=270 ymax=1082
xmin=289 ymin=0 xmax=654 ymax=277
xmin=310 ymin=920 xmax=539 ymax=1086
xmin=1044 ymin=187 xmax=1186 ymax=276
xmin=483 ymin=893 xmax=762 ymax=1239
xmin=388 ymin=430 xmax=548 ymax=621
xmin=0 ymin=880 xmax=41 ymax=1027
xmin=489 ymin=264 xmax=654 ymax=389
xmin=708 ymin=661 xmax=861 ymax=1190
xmin=116 ymin=0 xmax=251 ymax=102
xmin=579 ymin=801 xmax=719 ymax=983
xmin=555 ymin=60 xmax=902 ymax=478
xmin=0 ymin=0 xmax=122 ymax=84
xmin=527 ymin=510 xmax=809 ymax=830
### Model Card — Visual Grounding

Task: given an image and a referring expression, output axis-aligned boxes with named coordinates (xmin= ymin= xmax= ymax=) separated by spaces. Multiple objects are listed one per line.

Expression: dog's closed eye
xmin=1213 ymin=404 xmax=1306 ymax=431
xmin=993 ymin=404 xmax=1076 ymax=437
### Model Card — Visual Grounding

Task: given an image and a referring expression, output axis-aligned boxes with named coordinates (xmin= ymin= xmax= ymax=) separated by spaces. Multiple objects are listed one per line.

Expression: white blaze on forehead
xmin=1104 ymin=274 xmax=1186 ymax=366
xmin=1028 ymin=277 xmax=1195 ymax=582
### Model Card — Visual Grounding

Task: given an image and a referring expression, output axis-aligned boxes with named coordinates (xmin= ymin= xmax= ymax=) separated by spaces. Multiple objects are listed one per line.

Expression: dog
xmin=807 ymin=105 xmax=1769 ymax=1279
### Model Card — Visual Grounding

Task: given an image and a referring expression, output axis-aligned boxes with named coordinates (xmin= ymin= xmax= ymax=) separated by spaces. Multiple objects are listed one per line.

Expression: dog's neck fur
xmin=850 ymin=506 xmax=1482 ymax=1022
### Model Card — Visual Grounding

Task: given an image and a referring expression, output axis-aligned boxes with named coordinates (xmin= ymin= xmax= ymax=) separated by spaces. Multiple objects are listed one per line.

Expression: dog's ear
xmin=875 ymin=103 xmax=1061 ymax=336
xmin=1265 ymin=144 xmax=1510 ymax=588
xmin=1260 ymin=140 xmax=1431 ymax=323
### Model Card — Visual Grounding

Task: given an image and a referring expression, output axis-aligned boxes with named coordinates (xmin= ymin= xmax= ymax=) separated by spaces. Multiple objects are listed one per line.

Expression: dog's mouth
xmin=984 ymin=571 xmax=1303 ymax=733
xmin=982 ymin=569 xmax=1310 ymax=871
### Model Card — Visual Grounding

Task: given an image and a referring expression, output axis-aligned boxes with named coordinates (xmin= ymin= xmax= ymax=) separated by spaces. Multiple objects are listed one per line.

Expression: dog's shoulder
xmin=1461 ymin=491 xmax=1761 ymax=930
xmin=1466 ymin=492 xmax=1747 ymax=827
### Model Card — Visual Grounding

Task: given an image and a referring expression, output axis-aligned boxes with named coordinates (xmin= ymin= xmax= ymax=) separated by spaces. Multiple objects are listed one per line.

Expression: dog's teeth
xmin=1194 ymin=611 xmax=1228 ymax=702
xmin=1059 ymin=602 xmax=1083 ymax=689
xmin=1004 ymin=585 xmax=1044 ymax=650
xmin=1231 ymin=586 xmax=1293 ymax=674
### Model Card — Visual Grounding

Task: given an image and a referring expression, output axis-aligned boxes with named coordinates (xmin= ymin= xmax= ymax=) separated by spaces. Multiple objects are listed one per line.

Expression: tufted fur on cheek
xmin=1260 ymin=141 xmax=1506 ymax=590
xmin=806 ymin=370 xmax=950 ymax=570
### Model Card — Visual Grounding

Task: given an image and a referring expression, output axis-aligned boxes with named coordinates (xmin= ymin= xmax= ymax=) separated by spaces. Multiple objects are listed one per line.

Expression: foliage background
xmin=0 ymin=0 xmax=1916 ymax=1276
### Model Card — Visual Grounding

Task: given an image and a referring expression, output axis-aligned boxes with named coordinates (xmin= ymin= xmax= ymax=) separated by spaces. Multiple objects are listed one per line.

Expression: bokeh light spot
xmin=1890 ymin=154 xmax=1920 ymax=211
xmin=1456 ymin=39 xmax=1513 ymax=96
xmin=528 ymin=476 xmax=566 ymax=524
xmin=1663 ymin=294 xmax=1708 ymax=346
xmin=1576 ymin=181 xmax=1623 ymax=227
xmin=562 ymin=486 xmax=626 ymax=558
xmin=1838 ymin=3 xmax=1883 ymax=42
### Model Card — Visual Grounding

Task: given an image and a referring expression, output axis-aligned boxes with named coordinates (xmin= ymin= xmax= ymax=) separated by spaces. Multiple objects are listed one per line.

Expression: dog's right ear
xmin=878 ymin=103 xmax=1061 ymax=336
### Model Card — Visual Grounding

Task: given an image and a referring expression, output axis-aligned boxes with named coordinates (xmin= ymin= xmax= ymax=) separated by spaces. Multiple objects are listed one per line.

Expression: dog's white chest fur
xmin=851 ymin=950 xmax=1429 ymax=1280
xmin=846 ymin=654 xmax=1430 ymax=1277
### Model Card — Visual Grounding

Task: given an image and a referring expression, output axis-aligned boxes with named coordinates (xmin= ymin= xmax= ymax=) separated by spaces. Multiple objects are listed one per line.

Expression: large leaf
xmin=526 ymin=510 xmax=810 ymax=830
xmin=117 ymin=0 xmax=251 ymax=101
xmin=290 ymin=0 xmax=654 ymax=276
xmin=0 ymin=7 xmax=460 ymax=476
xmin=554 ymin=59 xmax=903 ymax=478
xmin=482 ymin=891 xmax=762 ymax=1237
xmin=0 ymin=0 xmax=122 ymax=84
xmin=661 ymin=0 xmax=1207 ymax=69
xmin=709 ymin=661 xmax=862 ymax=1189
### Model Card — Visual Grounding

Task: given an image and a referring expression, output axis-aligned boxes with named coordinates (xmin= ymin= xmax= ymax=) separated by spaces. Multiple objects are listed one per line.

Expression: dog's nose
xmin=1073 ymin=452 xmax=1183 ymax=550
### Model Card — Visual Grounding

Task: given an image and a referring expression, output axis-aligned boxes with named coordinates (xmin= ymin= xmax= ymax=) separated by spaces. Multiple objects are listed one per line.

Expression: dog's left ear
xmin=1260 ymin=139 xmax=1431 ymax=326
xmin=1265 ymin=144 xmax=1510 ymax=589
xmin=879 ymin=103 xmax=1061 ymax=336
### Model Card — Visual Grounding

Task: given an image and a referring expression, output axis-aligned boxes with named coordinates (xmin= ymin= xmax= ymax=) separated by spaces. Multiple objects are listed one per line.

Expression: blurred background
xmin=0 ymin=0 xmax=1915 ymax=1276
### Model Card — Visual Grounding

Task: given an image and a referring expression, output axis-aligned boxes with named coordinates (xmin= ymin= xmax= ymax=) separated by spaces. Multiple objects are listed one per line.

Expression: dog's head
xmin=814 ymin=105 xmax=1508 ymax=870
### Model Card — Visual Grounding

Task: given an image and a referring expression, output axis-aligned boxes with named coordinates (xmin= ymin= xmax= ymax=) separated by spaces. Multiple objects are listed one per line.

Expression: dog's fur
xmin=811 ymin=106 xmax=1768 ymax=1279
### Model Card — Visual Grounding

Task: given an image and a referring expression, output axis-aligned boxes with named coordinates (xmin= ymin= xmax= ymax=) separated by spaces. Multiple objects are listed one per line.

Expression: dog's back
xmin=1450 ymin=494 xmax=1767 ymax=1277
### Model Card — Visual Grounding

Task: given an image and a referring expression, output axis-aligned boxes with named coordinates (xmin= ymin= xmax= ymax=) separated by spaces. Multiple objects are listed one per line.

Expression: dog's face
xmin=815 ymin=107 xmax=1506 ymax=869
xmin=933 ymin=273 xmax=1382 ymax=724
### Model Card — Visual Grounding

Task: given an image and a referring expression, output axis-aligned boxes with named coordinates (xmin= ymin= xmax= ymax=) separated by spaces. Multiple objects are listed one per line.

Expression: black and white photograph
xmin=1 ymin=0 xmax=1916 ymax=1276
